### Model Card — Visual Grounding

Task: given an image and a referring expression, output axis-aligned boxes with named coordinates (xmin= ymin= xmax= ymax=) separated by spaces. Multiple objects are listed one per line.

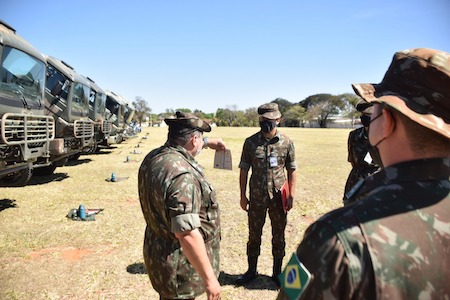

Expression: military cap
xmin=164 ymin=111 xmax=211 ymax=134
xmin=352 ymin=48 xmax=450 ymax=140
xmin=258 ymin=103 xmax=281 ymax=119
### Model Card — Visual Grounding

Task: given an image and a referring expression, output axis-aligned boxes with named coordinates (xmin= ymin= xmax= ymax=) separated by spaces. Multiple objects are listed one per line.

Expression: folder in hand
xmin=281 ymin=180 xmax=290 ymax=213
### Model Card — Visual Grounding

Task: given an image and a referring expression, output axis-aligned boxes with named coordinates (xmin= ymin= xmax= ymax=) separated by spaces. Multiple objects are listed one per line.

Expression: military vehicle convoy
xmin=85 ymin=76 xmax=111 ymax=153
xmin=117 ymin=93 xmax=137 ymax=139
xmin=35 ymin=55 xmax=95 ymax=174
xmin=0 ymin=19 xmax=137 ymax=185
xmin=0 ymin=20 xmax=55 ymax=186
xmin=105 ymin=90 xmax=126 ymax=145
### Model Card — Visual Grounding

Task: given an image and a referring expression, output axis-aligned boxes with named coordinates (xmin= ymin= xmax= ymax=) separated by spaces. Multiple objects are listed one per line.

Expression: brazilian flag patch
xmin=278 ymin=253 xmax=312 ymax=300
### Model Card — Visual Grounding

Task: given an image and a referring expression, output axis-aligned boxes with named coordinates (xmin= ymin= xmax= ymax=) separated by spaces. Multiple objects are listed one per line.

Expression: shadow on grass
xmin=219 ymin=271 xmax=278 ymax=290
xmin=88 ymin=150 xmax=113 ymax=155
xmin=28 ymin=173 xmax=69 ymax=185
xmin=127 ymin=262 xmax=147 ymax=274
xmin=0 ymin=199 xmax=18 ymax=212
xmin=125 ymin=264 xmax=279 ymax=291
xmin=64 ymin=158 xmax=92 ymax=167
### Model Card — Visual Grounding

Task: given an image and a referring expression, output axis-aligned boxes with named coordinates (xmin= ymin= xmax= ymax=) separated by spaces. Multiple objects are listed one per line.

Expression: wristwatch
xmin=203 ymin=137 xmax=209 ymax=149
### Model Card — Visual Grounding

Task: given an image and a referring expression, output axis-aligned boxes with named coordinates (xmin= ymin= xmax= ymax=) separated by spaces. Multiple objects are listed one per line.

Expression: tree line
xmin=132 ymin=93 xmax=362 ymax=128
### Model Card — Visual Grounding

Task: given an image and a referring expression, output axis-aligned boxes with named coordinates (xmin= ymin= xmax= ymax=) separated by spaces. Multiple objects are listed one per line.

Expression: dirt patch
xmin=28 ymin=247 xmax=92 ymax=261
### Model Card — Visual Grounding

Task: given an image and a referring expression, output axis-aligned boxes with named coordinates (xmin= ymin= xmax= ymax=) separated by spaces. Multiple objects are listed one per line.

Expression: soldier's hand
xmin=206 ymin=137 xmax=227 ymax=151
xmin=285 ymin=196 xmax=294 ymax=211
xmin=240 ymin=196 xmax=249 ymax=211
xmin=205 ymin=277 xmax=221 ymax=300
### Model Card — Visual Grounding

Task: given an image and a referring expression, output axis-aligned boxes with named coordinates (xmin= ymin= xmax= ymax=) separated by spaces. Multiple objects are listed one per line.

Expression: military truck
xmin=37 ymin=55 xmax=94 ymax=174
xmin=116 ymin=94 xmax=137 ymax=139
xmin=85 ymin=76 xmax=111 ymax=153
xmin=0 ymin=20 xmax=55 ymax=186
xmin=104 ymin=90 xmax=126 ymax=145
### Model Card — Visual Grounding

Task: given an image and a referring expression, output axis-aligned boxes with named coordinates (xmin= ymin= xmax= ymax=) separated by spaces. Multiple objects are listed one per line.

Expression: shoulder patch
xmin=279 ymin=253 xmax=312 ymax=300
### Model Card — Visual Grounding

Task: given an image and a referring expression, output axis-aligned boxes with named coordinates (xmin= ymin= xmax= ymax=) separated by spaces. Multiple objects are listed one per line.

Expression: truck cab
xmin=116 ymin=94 xmax=137 ymax=140
xmin=85 ymin=76 xmax=111 ymax=153
xmin=41 ymin=56 xmax=94 ymax=172
xmin=105 ymin=90 xmax=126 ymax=145
xmin=0 ymin=20 xmax=54 ymax=186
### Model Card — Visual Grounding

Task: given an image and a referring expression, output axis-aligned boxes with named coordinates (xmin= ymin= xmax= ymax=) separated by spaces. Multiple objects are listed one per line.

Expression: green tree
xmin=175 ymin=108 xmax=192 ymax=113
xmin=338 ymin=93 xmax=363 ymax=119
xmin=132 ymin=96 xmax=152 ymax=126
xmin=272 ymin=98 xmax=294 ymax=115
xmin=215 ymin=108 xmax=238 ymax=126
xmin=300 ymin=93 xmax=346 ymax=128
xmin=282 ymin=105 xmax=306 ymax=127
xmin=243 ymin=107 xmax=259 ymax=127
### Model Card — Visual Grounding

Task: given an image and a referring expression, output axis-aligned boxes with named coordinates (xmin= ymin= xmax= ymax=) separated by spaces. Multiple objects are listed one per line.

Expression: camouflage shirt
xmin=278 ymin=157 xmax=450 ymax=299
xmin=346 ymin=127 xmax=381 ymax=169
xmin=138 ymin=142 xmax=221 ymax=299
xmin=343 ymin=127 xmax=381 ymax=204
xmin=239 ymin=130 xmax=296 ymax=199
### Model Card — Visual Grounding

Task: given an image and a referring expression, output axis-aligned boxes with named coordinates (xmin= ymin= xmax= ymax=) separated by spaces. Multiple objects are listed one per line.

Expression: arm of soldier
xmin=175 ymin=229 xmax=221 ymax=300
xmin=203 ymin=137 xmax=227 ymax=150
xmin=285 ymin=168 xmax=296 ymax=211
xmin=277 ymin=221 xmax=355 ymax=300
xmin=239 ymin=168 xmax=250 ymax=211
xmin=285 ymin=140 xmax=297 ymax=211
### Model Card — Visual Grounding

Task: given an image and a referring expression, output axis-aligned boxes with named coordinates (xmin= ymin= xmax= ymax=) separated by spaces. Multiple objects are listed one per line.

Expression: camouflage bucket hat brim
xmin=164 ymin=111 xmax=211 ymax=133
xmin=352 ymin=48 xmax=450 ymax=140
xmin=258 ymin=103 xmax=282 ymax=119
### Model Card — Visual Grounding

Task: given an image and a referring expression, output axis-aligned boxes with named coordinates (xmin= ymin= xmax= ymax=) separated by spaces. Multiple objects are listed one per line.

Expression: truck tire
xmin=0 ymin=165 xmax=32 ymax=187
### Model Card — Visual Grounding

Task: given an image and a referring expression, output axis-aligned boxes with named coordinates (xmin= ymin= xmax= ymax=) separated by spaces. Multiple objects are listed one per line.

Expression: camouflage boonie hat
xmin=258 ymin=103 xmax=282 ymax=119
xmin=164 ymin=111 xmax=211 ymax=133
xmin=352 ymin=48 xmax=450 ymax=140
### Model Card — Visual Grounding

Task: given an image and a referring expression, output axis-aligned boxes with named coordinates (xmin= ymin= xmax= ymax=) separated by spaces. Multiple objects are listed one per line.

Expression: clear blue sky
xmin=2 ymin=0 xmax=449 ymax=114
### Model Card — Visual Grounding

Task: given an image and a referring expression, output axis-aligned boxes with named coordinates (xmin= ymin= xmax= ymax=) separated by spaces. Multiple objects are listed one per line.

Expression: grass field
xmin=0 ymin=126 xmax=352 ymax=300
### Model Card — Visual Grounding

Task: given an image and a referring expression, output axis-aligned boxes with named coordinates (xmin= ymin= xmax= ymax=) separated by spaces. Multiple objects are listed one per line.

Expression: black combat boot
xmin=235 ymin=256 xmax=258 ymax=285
xmin=272 ymin=257 xmax=283 ymax=287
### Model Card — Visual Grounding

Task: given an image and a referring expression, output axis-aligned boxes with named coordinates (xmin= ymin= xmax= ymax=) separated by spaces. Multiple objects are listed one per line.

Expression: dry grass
xmin=0 ymin=126 xmax=351 ymax=300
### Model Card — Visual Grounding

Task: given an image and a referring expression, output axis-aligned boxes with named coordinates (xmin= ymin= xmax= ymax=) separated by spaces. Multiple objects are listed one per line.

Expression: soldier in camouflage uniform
xmin=138 ymin=111 xmax=226 ymax=300
xmin=343 ymin=101 xmax=382 ymax=205
xmin=236 ymin=103 xmax=297 ymax=287
xmin=277 ymin=48 xmax=450 ymax=300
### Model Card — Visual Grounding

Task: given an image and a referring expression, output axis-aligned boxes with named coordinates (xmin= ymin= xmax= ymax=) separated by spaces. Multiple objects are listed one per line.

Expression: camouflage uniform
xmin=278 ymin=48 xmax=450 ymax=299
xmin=239 ymin=130 xmax=296 ymax=260
xmin=138 ymin=142 xmax=220 ymax=299
xmin=277 ymin=157 xmax=450 ymax=299
xmin=343 ymin=126 xmax=381 ymax=205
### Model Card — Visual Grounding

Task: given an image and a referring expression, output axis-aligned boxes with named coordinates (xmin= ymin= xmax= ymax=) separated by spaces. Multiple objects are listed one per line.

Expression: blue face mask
xmin=260 ymin=119 xmax=277 ymax=133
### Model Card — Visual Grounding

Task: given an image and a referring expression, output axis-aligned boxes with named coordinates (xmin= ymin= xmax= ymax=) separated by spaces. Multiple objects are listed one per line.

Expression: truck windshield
xmin=97 ymin=93 xmax=106 ymax=114
xmin=0 ymin=46 xmax=46 ymax=103
xmin=72 ymin=82 xmax=90 ymax=115
xmin=89 ymin=90 xmax=106 ymax=115
xmin=46 ymin=64 xmax=70 ymax=101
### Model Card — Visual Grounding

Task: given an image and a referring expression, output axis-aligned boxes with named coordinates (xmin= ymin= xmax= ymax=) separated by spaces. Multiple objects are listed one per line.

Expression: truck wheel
xmin=84 ymin=144 xmax=98 ymax=154
xmin=0 ymin=165 xmax=32 ymax=187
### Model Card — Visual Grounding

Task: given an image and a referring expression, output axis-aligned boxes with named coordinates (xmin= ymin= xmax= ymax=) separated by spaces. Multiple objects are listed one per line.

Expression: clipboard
xmin=213 ymin=149 xmax=232 ymax=170
xmin=281 ymin=180 xmax=290 ymax=213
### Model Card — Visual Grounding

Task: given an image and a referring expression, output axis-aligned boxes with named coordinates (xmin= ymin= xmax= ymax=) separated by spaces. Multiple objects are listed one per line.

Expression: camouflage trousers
xmin=247 ymin=192 xmax=286 ymax=259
